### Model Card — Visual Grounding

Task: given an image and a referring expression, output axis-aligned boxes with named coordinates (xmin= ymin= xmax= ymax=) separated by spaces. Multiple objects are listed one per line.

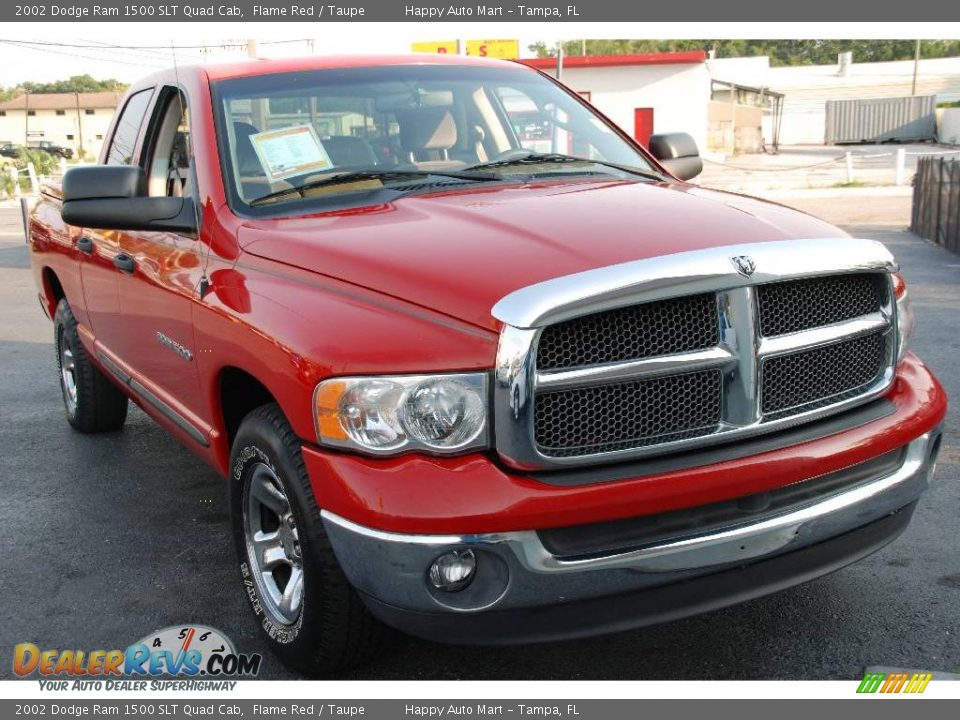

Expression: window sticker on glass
xmin=249 ymin=125 xmax=333 ymax=181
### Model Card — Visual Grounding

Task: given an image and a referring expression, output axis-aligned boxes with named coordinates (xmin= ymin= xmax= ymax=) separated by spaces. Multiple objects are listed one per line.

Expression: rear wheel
xmin=54 ymin=299 xmax=128 ymax=433
xmin=229 ymin=403 xmax=389 ymax=676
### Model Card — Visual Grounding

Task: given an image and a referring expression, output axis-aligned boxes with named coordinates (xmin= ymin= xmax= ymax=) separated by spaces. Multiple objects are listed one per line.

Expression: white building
xmin=711 ymin=54 xmax=960 ymax=145
xmin=0 ymin=92 xmax=121 ymax=159
xmin=520 ymin=51 xmax=711 ymax=152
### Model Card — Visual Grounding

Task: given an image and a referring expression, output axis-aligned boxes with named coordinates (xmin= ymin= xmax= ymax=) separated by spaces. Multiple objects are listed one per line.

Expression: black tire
xmin=229 ymin=403 xmax=389 ymax=676
xmin=54 ymin=299 xmax=128 ymax=433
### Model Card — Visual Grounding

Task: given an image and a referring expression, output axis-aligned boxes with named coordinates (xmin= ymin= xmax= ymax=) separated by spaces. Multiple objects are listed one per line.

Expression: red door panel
xmin=115 ymin=231 xmax=202 ymax=413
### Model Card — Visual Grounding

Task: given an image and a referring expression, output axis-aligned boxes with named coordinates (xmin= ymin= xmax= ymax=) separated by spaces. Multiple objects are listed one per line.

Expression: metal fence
xmin=825 ymin=95 xmax=937 ymax=144
xmin=911 ymin=156 xmax=960 ymax=253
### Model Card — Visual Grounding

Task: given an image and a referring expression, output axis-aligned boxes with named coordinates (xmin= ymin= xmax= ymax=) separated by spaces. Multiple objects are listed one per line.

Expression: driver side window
xmin=145 ymin=89 xmax=192 ymax=198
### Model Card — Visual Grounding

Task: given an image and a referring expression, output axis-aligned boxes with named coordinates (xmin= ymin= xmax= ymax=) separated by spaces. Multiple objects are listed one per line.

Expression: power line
xmin=0 ymin=38 xmax=313 ymax=50
xmin=0 ymin=39 xmax=167 ymax=68
xmin=78 ymin=37 xmax=195 ymax=62
xmin=77 ymin=41 xmax=204 ymax=69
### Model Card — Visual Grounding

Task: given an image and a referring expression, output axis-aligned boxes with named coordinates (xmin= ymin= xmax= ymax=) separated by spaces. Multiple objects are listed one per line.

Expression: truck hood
xmin=238 ymin=179 xmax=846 ymax=332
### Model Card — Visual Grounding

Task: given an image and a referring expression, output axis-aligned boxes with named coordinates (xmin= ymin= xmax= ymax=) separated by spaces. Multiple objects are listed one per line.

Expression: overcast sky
xmin=0 ymin=29 xmax=555 ymax=87
xmin=0 ymin=22 xmax=947 ymax=88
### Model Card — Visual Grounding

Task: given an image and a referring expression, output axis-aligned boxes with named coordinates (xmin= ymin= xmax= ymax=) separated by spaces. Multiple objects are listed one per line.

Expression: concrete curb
xmin=701 ymin=186 xmax=914 ymax=201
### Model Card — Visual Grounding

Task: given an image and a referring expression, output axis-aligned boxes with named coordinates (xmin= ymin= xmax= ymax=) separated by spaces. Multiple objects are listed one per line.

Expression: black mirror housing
xmin=648 ymin=133 xmax=703 ymax=181
xmin=62 ymin=165 xmax=146 ymax=201
xmin=61 ymin=165 xmax=197 ymax=235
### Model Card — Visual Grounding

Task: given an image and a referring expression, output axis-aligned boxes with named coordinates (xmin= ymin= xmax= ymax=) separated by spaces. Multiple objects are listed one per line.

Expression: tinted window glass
xmin=107 ymin=89 xmax=153 ymax=166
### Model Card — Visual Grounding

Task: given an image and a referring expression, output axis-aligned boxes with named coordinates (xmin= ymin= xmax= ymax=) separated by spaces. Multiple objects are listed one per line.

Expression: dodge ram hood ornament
xmin=730 ymin=255 xmax=756 ymax=277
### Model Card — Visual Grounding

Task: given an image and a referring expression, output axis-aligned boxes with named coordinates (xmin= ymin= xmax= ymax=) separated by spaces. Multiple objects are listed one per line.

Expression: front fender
xmin=192 ymin=251 xmax=498 ymax=473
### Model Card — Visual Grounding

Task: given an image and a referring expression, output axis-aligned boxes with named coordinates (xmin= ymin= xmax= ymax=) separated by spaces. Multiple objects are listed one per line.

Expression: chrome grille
xmin=537 ymin=293 xmax=718 ymax=370
xmin=757 ymin=273 xmax=888 ymax=336
xmin=534 ymin=370 xmax=722 ymax=456
xmin=492 ymin=239 xmax=900 ymax=470
xmin=761 ymin=330 xmax=887 ymax=415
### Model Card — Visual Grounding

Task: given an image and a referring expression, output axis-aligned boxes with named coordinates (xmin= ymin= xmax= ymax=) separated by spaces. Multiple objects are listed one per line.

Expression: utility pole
xmin=556 ymin=40 xmax=564 ymax=80
xmin=24 ymin=91 xmax=29 ymax=146
xmin=912 ymin=40 xmax=921 ymax=96
xmin=74 ymin=92 xmax=84 ymax=159
xmin=247 ymin=39 xmax=258 ymax=59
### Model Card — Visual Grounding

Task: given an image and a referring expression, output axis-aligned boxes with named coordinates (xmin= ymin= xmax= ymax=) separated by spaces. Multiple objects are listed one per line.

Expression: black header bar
xmin=3 ymin=0 xmax=959 ymax=22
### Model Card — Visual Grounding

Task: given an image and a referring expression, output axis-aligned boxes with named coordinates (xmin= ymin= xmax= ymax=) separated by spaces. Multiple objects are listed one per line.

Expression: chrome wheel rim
xmin=58 ymin=326 xmax=78 ymax=414
xmin=243 ymin=463 xmax=304 ymax=626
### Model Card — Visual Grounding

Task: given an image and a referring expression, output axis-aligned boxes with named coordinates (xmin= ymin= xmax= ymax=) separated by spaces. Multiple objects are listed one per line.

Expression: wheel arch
xmin=41 ymin=266 xmax=66 ymax=318
xmin=218 ymin=365 xmax=285 ymax=454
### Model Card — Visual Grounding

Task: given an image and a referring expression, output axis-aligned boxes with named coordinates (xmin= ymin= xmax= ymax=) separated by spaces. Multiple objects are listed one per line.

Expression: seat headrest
xmin=397 ymin=108 xmax=457 ymax=152
xmin=322 ymin=136 xmax=379 ymax=167
xmin=232 ymin=121 xmax=264 ymax=176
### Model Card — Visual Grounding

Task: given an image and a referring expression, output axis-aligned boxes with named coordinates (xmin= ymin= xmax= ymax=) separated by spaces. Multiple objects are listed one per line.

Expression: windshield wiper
xmin=249 ymin=169 xmax=499 ymax=207
xmin=463 ymin=152 xmax=668 ymax=182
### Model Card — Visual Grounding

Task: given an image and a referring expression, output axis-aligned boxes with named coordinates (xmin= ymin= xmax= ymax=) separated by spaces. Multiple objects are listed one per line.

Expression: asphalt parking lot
xmin=0 ymin=198 xmax=958 ymax=680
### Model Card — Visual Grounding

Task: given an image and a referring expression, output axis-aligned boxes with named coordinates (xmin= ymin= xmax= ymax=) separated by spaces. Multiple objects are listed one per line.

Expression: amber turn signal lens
xmin=314 ymin=380 xmax=348 ymax=441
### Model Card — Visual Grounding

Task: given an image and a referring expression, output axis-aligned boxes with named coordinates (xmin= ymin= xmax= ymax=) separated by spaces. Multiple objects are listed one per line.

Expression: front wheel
xmin=229 ymin=404 xmax=389 ymax=676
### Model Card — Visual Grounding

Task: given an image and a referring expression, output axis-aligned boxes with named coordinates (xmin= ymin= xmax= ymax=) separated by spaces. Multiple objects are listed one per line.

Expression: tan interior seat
xmin=395 ymin=107 xmax=466 ymax=171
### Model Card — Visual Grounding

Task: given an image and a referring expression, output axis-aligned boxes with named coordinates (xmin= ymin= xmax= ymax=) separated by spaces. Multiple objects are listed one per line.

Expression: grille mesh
xmin=757 ymin=273 xmax=887 ymax=337
xmin=536 ymin=293 xmax=718 ymax=371
xmin=534 ymin=371 xmax=722 ymax=456
xmin=761 ymin=331 xmax=887 ymax=415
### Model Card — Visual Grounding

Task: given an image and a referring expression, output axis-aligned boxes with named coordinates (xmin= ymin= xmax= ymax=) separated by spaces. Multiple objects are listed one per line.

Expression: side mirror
xmin=648 ymin=133 xmax=703 ymax=181
xmin=62 ymin=165 xmax=197 ymax=235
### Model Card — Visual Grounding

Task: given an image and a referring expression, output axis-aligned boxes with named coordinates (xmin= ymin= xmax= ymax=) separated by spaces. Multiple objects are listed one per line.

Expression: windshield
xmin=212 ymin=64 xmax=658 ymax=211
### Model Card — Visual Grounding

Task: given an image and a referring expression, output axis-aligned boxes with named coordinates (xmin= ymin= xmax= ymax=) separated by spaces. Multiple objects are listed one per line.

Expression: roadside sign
xmin=411 ymin=41 xmax=460 ymax=55
xmin=465 ymin=39 xmax=520 ymax=59
xmin=411 ymin=39 xmax=519 ymax=59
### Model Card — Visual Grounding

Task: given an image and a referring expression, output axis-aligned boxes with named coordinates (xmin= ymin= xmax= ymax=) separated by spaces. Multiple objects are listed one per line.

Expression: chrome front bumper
xmin=321 ymin=431 xmax=941 ymax=638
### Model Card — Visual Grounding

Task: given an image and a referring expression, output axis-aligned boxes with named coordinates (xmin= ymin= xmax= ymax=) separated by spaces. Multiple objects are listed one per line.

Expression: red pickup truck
xmin=28 ymin=54 xmax=946 ymax=675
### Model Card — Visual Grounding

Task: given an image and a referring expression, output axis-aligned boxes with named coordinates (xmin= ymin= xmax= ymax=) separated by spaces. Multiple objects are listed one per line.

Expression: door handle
xmin=114 ymin=253 xmax=136 ymax=274
xmin=76 ymin=236 xmax=94 ymax=254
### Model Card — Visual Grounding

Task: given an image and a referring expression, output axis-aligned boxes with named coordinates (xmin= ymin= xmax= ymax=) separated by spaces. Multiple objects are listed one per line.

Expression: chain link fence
xmin=912 ymin=156 xmax=960 ymax=253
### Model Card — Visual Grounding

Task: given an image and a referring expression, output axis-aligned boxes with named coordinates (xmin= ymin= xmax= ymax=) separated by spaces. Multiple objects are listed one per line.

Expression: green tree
xmin=19 ymin=74 xmax=127 ymax=94
xmin=527 ymin=40 xmax=960 ymax=66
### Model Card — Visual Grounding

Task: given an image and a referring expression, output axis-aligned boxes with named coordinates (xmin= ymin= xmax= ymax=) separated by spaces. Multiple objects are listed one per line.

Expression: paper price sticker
xmin=250 ymin=125 xmax=334 ymax=182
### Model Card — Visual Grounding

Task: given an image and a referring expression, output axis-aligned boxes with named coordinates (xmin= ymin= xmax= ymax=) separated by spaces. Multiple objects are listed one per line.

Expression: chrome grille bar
xmin=536 ymin=347 xmax=735 ymax=391
xmin=718 ymin=286 xmax=761 ymax=427
xmin=758 ymin=312 xmax=889 ymax=357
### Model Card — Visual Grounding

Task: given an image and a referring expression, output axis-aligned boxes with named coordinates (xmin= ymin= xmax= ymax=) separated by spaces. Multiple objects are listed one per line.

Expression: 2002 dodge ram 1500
xmin=28 ymin=54 xmax=946 ymax=675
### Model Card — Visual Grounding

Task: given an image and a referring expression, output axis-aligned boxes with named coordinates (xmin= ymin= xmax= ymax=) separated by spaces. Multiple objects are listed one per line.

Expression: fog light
xmin=428 ymin=549 xmax=477 ymax=592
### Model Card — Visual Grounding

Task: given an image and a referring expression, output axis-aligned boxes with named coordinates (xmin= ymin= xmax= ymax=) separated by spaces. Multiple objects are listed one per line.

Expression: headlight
xmin=893 ymin=272 xmax=914 ymax=363
xmin=313 ymin=373 xmax=488 ymax=455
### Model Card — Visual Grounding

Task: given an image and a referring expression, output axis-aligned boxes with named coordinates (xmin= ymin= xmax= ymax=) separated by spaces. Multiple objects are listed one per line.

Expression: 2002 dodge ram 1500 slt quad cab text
xmin=27 ymin=54 xmax=946 ymax=675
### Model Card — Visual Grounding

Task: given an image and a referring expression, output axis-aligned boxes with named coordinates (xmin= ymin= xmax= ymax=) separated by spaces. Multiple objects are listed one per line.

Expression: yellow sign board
xmin=465 ymin=39 xmax=520 ymax=60
xmin=411 ymin=41 xmax=460 ymax=55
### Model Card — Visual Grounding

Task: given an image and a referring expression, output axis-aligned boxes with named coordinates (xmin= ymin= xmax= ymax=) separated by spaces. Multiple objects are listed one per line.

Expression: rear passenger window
xmin=107 ymin=89 xmax=154 ymax=166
